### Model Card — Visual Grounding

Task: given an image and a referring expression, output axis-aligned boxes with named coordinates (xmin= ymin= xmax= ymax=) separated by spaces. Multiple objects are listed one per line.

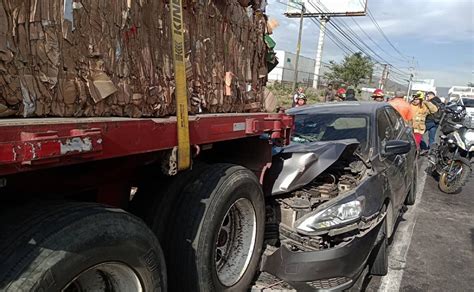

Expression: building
xmin=410 ymin=79 xmax=437 ymax=95
xmin=268 ymin=50 xmax=316 ymax=86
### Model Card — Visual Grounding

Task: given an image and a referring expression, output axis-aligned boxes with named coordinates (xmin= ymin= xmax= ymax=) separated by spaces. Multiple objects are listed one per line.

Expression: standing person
xmin=424 ymin=91 xmax=444 ymax=147
xmin=389 ymin=90 xmax=413 ymax=123
xmin=292 ymin=87 xmax=305 ymax=107
xmin=275 ymin=106 xmax=286 ymax=114
xmin=371 ymin=89 xmax=384 ymax=102
xmin=295 ymin=95 xmax=307 ymax=107
xmin=335 ymin=88 xmax=346 ymax=101
xmin=411 ymin=92 xmax=438 ymax=149
xmin=345 ymin=87 xmax=358 ymax=101
xmin=324 ymin=83 xmax=336 ymax=102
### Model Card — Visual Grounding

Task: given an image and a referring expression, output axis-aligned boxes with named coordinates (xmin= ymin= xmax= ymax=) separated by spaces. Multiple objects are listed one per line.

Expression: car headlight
xmin=464 ymin=130 xmax=474 ymax=146
xmin=296 ymin=200 xmax=362 ymax=233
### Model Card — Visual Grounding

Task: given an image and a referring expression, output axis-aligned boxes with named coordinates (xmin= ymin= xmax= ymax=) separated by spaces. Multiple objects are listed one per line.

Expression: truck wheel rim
xmin=63 ymin=262 xmax=143 ymax=292
xmin=215 ymin=198 xmax=257 ymax=287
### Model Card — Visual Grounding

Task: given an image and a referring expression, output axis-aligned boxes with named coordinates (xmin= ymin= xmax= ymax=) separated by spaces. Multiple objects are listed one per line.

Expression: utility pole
xmin=379 ymin=64 xmax=389 ymax=90
xmin=406 ymin=73 xmax=414 ymax=101
xmin=405 ymin=57 xmax=416 ymax=99
xmin=292 ymin=4 xmax=305 ymax=92
xmin=382 ymin=65 xmax=389 ymax=90
xmin=313 ymin=16 xmax=329 ymax=89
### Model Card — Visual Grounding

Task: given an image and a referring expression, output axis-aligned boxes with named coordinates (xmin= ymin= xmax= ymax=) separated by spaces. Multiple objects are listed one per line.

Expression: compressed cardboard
xmin=0 ymin=0 xmax=270 ymax=118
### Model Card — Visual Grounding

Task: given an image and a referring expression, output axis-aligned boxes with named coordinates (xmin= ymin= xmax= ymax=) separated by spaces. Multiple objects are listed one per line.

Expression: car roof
xmin=286 ymin=101 xmax=388 ymax=116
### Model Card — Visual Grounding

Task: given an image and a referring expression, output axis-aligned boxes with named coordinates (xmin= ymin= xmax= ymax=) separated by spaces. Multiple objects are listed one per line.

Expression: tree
xmin=468 ymin=82 xmax=474 ymax=87
xmin=324 ymin=52 xmax=374 ymax=88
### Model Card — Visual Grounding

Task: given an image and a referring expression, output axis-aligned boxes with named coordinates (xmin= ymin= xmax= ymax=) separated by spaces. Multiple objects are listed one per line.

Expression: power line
xmin=310 ymin=0 xmax=412 ymax=76
xmin=309 ymin=17 xmax=355 ymax=56
xmin=277 ymin=0 xmax=355 ymax=56
xmin=349 ymin=17 xmax=408 ymax=63
xmin=276 ymin=0 xmax=413 ymax=84
xmin=306 ymin=1 xmax=375 ymax=55
xmin=306 ymin=0 xmax=410 ymax=76
xmin=282 ymin=0 xmax=401 ymax=71
xmin=365 ymin=7 xmax=411 ymax=62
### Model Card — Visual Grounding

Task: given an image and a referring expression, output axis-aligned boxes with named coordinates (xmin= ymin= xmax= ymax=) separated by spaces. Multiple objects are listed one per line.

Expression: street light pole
xmin=292 ymin=4 xmax=305 ymax=92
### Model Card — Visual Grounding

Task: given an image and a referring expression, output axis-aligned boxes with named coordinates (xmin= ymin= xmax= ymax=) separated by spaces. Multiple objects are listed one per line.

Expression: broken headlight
xmin=296 ymin=200 xmax=362 ymax=233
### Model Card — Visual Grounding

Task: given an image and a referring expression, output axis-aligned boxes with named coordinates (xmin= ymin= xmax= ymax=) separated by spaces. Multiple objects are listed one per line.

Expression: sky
xmin=266 ymin=0 xmax=474 ymax=87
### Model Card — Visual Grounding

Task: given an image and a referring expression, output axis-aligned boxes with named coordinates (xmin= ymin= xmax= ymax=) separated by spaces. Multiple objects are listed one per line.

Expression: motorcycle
xmin=428 ymin=101 xmax=473 ymax=193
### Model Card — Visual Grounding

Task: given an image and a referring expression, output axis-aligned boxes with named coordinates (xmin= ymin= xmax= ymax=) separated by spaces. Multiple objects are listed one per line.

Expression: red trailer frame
xmin=0 ymin=113 xmax=292 ymax=177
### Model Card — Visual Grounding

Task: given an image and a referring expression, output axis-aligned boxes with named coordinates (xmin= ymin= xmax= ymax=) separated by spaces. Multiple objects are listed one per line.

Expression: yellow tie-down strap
xmin=170 ymin=0 xmax=190 ymax=170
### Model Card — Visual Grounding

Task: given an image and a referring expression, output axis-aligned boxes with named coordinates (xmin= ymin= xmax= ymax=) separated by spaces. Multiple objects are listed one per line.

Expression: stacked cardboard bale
xmin=0 ymin=0 xmax=270 ymax=118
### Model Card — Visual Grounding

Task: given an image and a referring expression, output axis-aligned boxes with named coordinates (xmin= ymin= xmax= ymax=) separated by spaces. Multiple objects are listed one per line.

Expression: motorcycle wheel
xmin=439 ymin=157 xmax=471 ymax=194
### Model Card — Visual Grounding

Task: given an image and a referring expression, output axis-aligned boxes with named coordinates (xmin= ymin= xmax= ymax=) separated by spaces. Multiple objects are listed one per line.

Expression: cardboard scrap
xmin=0 ymin=0 xmax=271 ymax=118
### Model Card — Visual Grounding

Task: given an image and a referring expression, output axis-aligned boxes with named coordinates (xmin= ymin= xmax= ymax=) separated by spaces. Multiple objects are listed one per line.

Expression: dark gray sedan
xmin=260 ymin=102 xmax=417 ymax=291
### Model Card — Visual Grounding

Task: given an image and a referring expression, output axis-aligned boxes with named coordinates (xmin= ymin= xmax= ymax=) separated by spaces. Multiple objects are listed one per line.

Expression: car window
xmin=293 ymin=114 xmax=370 ymax=155
xmin=377 ymin=109 xmax=394 ymax=143
xmin=331 ymin=117 xmax=367 ymax=129
xmin=462 ymin=98 xmax=474 ymax=108
xmin=385 ymin=107 xmax=404 ymax=137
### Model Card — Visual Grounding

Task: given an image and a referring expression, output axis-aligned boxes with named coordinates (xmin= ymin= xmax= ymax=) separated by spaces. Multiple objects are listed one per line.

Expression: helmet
xmin=336 ymin=88 xmax=346 ymax=95
xmin=297 ymin=93 xmax=307 ymax=100
xmin=372 ymin=89 xmax=384 ymax=98
xmin=415 ymin=91 xmax=425 ymax=100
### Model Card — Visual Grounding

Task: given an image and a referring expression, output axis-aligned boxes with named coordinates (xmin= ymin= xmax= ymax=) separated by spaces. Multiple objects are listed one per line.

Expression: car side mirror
xmin=383 ymin=140 xmax=411 ymax=156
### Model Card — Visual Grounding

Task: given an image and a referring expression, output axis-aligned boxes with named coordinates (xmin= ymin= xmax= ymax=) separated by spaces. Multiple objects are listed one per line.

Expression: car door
xmin=385 ymin=107 xmax=416 ymax=197
xmin=377 ymin=108 xmax=405 ymax=209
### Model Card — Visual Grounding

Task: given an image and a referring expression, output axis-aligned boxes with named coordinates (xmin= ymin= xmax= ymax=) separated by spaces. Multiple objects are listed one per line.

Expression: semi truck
xmin=0 ymin=112 xmax=292 ymax=291
xmin=0 ymin=1 xmax=293 ymax=291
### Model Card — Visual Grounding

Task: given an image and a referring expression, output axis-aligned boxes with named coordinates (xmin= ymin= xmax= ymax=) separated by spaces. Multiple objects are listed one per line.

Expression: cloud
xmin=266 ymin=0 xmax=474 ymax=86
xmin=269 ymin=0 xmax=474 ymax=43
xmin=354 ymin=0 xmax=473 ymax=42
xmin=417 ymin=68 xmax=473 ymax=87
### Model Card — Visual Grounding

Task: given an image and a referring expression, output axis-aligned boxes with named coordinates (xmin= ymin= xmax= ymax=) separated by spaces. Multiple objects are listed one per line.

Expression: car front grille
xmin=306 ymin=277 xmax=352 ymax=289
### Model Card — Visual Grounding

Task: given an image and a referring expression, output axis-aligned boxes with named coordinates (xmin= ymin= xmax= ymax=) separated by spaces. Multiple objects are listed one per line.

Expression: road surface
xmin=366 ymin=158 xmax=474 ymax=291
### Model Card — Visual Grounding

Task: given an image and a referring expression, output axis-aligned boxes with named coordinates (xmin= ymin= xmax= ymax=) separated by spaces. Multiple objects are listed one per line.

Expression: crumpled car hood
xmin=271 ymin=139 xmax=360 ymax=195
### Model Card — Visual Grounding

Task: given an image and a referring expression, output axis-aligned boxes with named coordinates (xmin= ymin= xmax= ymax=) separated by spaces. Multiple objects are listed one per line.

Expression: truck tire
xmin=0 ymin=202 xmax=166 ymax=292
xmin=132 ymin=163 xmax=210 ymax=245
xmin=160 ymin=163 xmax=265 ymax=291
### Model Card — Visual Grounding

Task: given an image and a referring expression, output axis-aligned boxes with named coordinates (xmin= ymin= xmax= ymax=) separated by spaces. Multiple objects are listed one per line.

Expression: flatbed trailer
xmin=0 ymin=113 xmax=293 ymax=292
xmin=0 ymin=113 xmax=291 ymax=176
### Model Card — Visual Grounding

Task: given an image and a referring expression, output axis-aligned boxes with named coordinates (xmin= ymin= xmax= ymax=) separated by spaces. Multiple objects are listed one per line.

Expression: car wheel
xmin=370 ymin=218 xmax=388 ymax=276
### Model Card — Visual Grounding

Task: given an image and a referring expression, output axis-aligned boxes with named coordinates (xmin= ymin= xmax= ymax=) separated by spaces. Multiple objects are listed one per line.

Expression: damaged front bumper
xmin=260 ymin=218 xmax=383 ymax=291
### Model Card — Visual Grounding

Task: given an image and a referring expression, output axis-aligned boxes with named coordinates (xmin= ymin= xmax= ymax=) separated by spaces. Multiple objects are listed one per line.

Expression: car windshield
xmin=293 ymin=114 xmax=370 ymax=154
xmin=450 ymin=94 xmax=460 ymax=100
xmin=462 ymin=98 xmax=474 ymax=108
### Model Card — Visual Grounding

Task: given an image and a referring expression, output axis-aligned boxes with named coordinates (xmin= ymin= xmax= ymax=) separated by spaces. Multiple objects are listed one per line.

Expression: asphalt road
xmin=365 ymin=158 xmax=474 ymax=291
